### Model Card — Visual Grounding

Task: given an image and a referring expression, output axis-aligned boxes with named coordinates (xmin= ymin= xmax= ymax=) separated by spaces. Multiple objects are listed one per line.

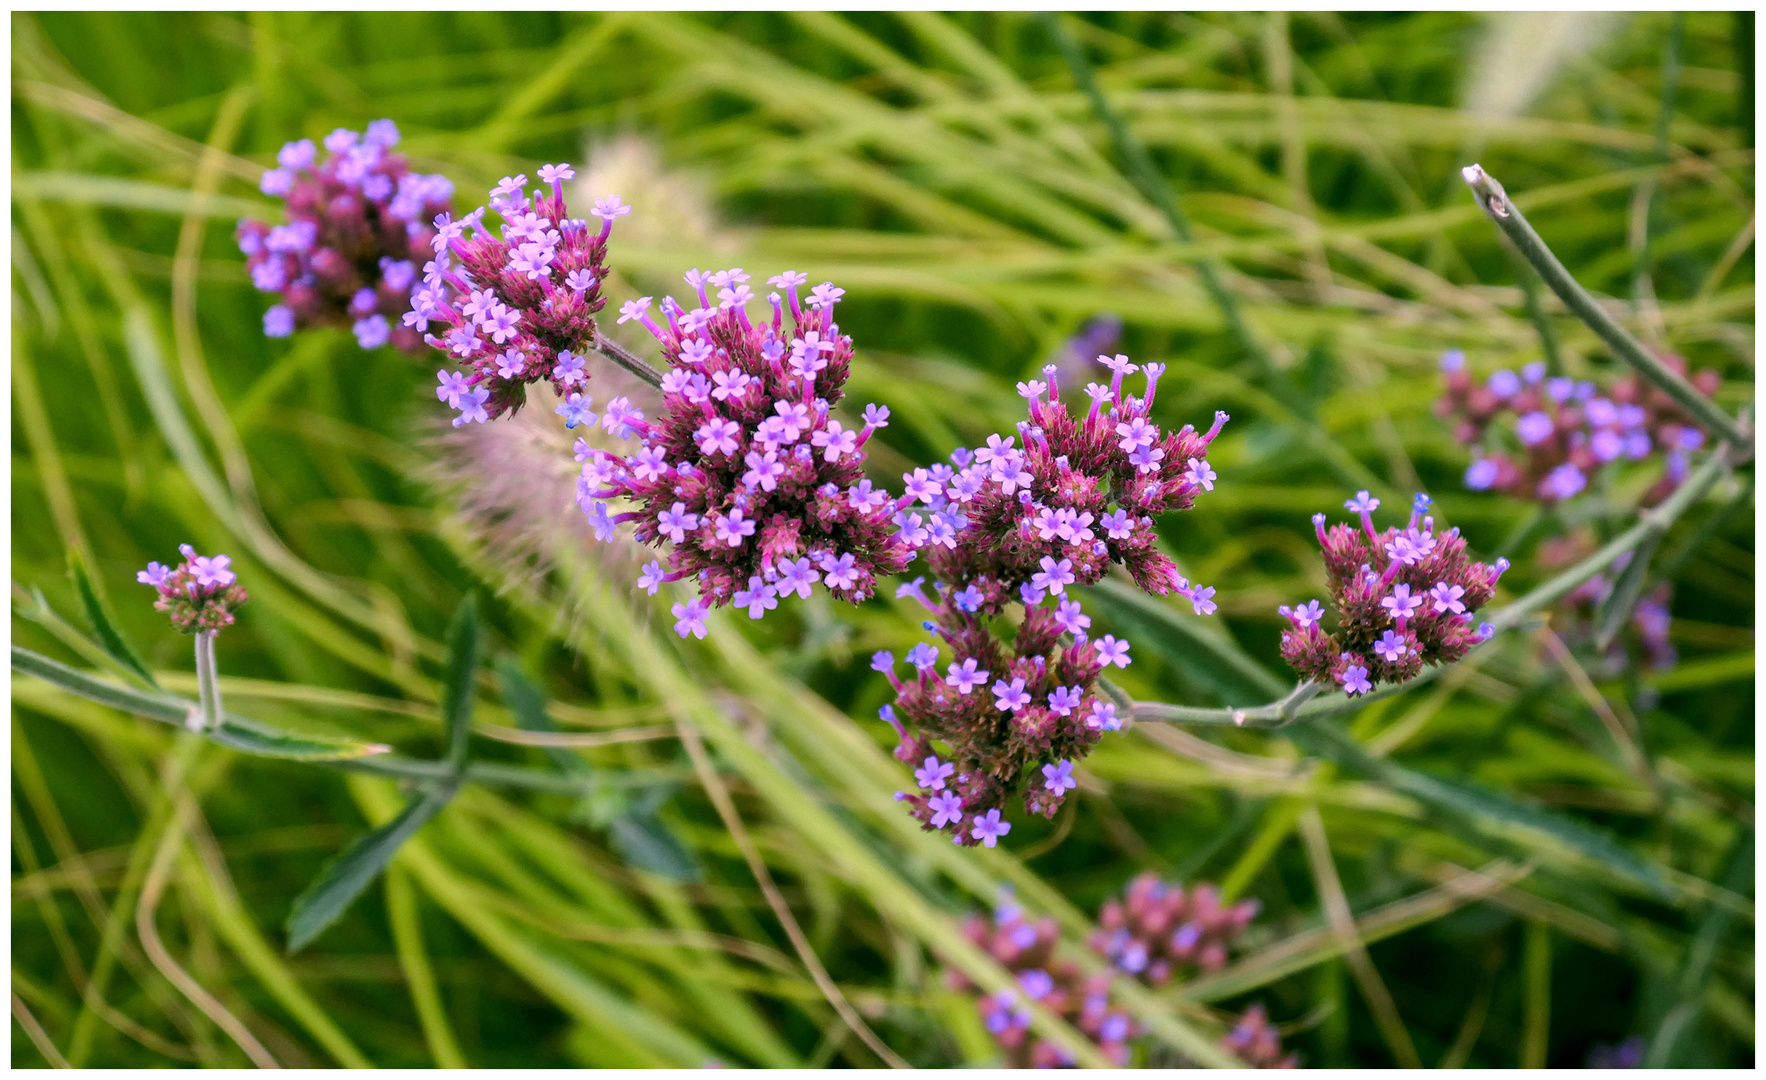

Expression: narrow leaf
xmin=286 ymin=785 xmax=456 ymax=953
xmin=68 ymin=551 xmax=158 ymax=687
xmin=1592 ymin=529 xmax=1662 ymax=651
xmin=494 ymin=657 xmax=588 ymax=777
xmin=443 ymin=594 xmax=480 ymax=771
xmin=209 ymin=721 xmax=391 ymax=762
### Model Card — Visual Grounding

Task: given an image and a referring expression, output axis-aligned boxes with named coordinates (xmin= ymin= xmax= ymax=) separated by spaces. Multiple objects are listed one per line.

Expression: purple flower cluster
xmin=950 ymin=879 xmax=1289 ymax=1068
xmin=1222 ymin=1004 xmax=1299 ymax=1069
xmin=1088 ymin=872 xmax=1260 ymax=983
xmin=238 ymin=120 xmax=453 ymax=352
xmin=882 ymin=589 xmax=1128 ymax=844
xmin=417 ymin=166 xmax=622 ymax=425
xmin=1279 ymin=491 xmax=1501 ymax=696
xmin=136 ymin=545 xmax=248 ymax=634
xmin=576 ymin=270 xmax=911 ymax=632
xmin=947 ymin=893 xmax=1135 ymax=1067
xmin=1436 ymin=350 xmax=1721 ymax=505
xmin=899 ymin=355 xmax=1226 ymax=607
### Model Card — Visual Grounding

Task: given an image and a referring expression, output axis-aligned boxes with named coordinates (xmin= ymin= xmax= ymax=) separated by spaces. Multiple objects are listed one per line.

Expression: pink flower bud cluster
xmin=1222 ymin=1004 xmax=1299 ymax=1069
xmin=946 ymin=893 xmax=1135 ymax=1067
xmin=415 ymin=165 xmax=623 ymax=426
xmin=950 ymin=880 xmax=1290 ymax=1068
xmin=136 ymin=545 xmax=248 ymax=634
xmin=1436 ymin=351 xmax=1720 ymax=505
xmin=882 ymin=588 xmax=1129 ymax=845
xmin=238 ymin=120 xmax=454 ymax=353
xmin=894 ymin=354 xmax=1226 ymax=610
xmin=1089 ymin=872 xmax=1260 ymax=984
xmin=1280 ymin=492 xmax=1501 ymax=697
xmin=577 ymin=270 xmax=911 ymax=633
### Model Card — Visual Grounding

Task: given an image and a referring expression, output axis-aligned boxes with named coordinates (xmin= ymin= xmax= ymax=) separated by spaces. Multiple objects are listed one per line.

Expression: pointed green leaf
xmin=495 ymin=656 xmax=588 ymax=777
xmin=68 ymin=552 xmax=158 ymax=688
xmin=443 ymin=594 xmax=481 ymax=771
xmin=607 ymin=810 xmax=702 ymax=882
xmin=286 ymin=786 xmax=456 ymax=953
xmin=1593 ymin=529 xmax=1662 ymax=650
xmin=209 ymin=720 xmax=391 ymax=762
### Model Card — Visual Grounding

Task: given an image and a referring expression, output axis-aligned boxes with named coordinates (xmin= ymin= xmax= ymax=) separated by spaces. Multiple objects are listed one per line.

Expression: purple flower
xmin=263 ymin=305 xmax=295 ymax=337
xmin=1183 ymin=458 xmax=1216 ymax=491
xmin=1380 ymin=583 xmax=1424 ymax=622
xmin=947 ymin=658 xmax=989 ymax=694
xmin=435 ymin=369 xmax=471 ymax=406
xmin=555 ymin=392 xmax=598 ymax=429
xmin=1430 ymin=582 xmax=1466 ymax=614
xmin=1292 ymin=600 xmax=1325 ymax=628
xmin=1344 ymin=491 xmax=1380 ymax=514
xmin=1041 ymin=760 xmax=1077 ymax=794
xmin=1373 ymin=631 xmax=1408 ymax=662
xmin=1538 ymin=462 xmax=1587 ymax=501
xmin=928 ymin=791 xmax=964 ymax=828
xmin=1516 ymin=410 xmax=1555 ymax=446
xmin=1341 ymin=664 xmax=1372 ymax=696
xmin=1464 ymin=458 xmax=1500 ymax=490
xmin=712 ymin=509 xmax=756 ymax=547
xmin=137 ymin=562 xmax=171 ymax=587
xmin=657 ymin=502 xmax=699 ymax=544
xmin=992 ymin=677 xmax=1031 ymax=712
xmin=1094 ymin=635 xmax=1131 ymax=669
xmin=638 ymin=561 xmax=666 ymax=596
xmin=695 ymin=418 xmax=741 ymax=457
xmin=672 ymin=598 xmax=711 ymax=639
xmin=970 ymin=809 xmax=1012 ymax=847
xmin=810 ymin=421 xmax=858 ymax=462
xmin=871 ymin=650 xmax=896 ymax=674
xmin=1031 ymin=556 xmax=1076 ymax=596
xmin=915 ymin=755 xmax=956 ymax=791
xmin=453 ymin=386 xmax=490 ymax=426
xmin=1047 ymin=686 xmax=1083 ymax=715
xmin=1053 ymin=599 xmax=1091 ymax=637
xmin=733 ymin=576 xmax=778 ymax=618
xmin=1187 ymin=585 xmax=1218 ymax=616
xmin=1488 ymin=369 xmax=1521 ymax=397
xmin=906 ymin=643 xmax=939 ymax=670
xmin=820 ymin=552 xmax=861 ymax=591
xmin=774 ymin=557 xmax=820 ymax=599
xmin=1086 ymin=700 xmax=1120 ymax=731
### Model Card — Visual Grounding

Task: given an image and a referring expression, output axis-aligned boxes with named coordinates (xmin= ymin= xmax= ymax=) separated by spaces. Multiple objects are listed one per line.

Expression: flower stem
xmin=592 ymin=331 xmax=664 ymax=389
xmin=193 ymin=631 xmax=221 ymax=732
xmin=1130 ymin=446 xmax=1736 ymax=729
xmin=1460 ymin=164 xmax=1751 ymax=451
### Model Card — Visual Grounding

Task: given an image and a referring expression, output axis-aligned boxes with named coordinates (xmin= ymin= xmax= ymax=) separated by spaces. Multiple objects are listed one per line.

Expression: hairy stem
xmin=592 ymin=331 xmax=664 ymax=389
xmin=1461 ymin=164 xmax=1750 ymax=450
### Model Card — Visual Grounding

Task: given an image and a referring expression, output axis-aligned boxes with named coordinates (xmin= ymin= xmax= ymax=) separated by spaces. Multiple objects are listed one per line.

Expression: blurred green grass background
xmin=11 ymin=10 xmax=1754 ymax=1068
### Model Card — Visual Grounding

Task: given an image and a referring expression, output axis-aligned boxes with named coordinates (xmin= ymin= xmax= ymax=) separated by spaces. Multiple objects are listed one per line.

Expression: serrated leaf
xmin=68 ymin=551 xmax=157 ymax=688
xmin=443 ymin=594 xmax=480 ymax=771
xmin=209 ymin=720 xmax=391 ymax=762
xmin=286 ymin=785 xmax=456 ymax=953
xmin=607 ymin=810 xmax=701 ymax=882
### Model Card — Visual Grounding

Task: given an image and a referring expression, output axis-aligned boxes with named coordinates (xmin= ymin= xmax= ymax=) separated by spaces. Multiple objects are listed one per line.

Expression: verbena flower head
xmin=1280 ymin=492 xmax=1500 ymax=696
xmin=138 ymin=545 xmax=248 ymax=633
xmin=238 ymin=121 xmax=453 ymax=353
xmin=577 ymin=269 xmax=911 ymax=626
xmin=1089 ymin=872 xmax=1260 ymax=984
xmin=417 ymin=165 xmax=621 ymax=424
xmin=947 ymin=892 xmax=1135 ymax=1067
xmin=1221 ymin=1004 xmax=1299 ymax=1069
xmin=895 ymin=354 xmax=1226 ymax=608
xmin=1436 ymin=351 xmax=1721 ymax=506
xmin=883 ymin=587 xmax=1126 ymax=844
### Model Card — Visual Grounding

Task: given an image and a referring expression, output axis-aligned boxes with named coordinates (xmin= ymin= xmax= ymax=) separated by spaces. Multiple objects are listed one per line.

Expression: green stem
xmin=1460 ymin=164 xmax=1751 ymax=450
xmin=1130 ymin=448 xmax=1735 ymax=729
xmin=592 ymin=331 xmax=663 ymax=389
xmin=193 ymin=631 xmax=221 ymax=733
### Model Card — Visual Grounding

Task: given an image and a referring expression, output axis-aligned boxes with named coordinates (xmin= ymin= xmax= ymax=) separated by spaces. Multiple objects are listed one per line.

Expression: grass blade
xmin=68 ymin=552 xmax=157 ymax=688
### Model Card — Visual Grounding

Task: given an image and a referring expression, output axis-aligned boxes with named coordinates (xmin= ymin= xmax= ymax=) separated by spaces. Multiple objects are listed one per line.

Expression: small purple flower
xmin=733 ymin=576 xmax=778 ymax=618
xmin=263 ymin=305 xmax=295 ymax=337
xmin=712 ymin=509 xmax=756 ymax=547
xmin=1183 ymin=458 xmax=1216 ymax=491
xmin=695 ymin=418 xmax=741 ymax=457
xmin=435 ymin=369 xmax=471 ymax=406
xmin=1292 ymin=600 xmax=1325 ymax=628
xmin=1344 ymin=491 xmax=1380 ymax=514
xmin=1488 ymin=369 xmax=1521 ymax=398
xmin=1430 ymin=582 xmax=1467 ymax=614
xmin=810 ymin=421 xmax=858 ymax=463
xmin=672 ymin=598 xmax=710 ymax=639
xmin=1187 ymin=585 xmax=1218 ymax=616
xmin=657 ymin=502 xmax=700 ymax=544
xmin=928 ymin=791 xmax=964 ymax=828
xmin=1086 ymin=700 xmax=1121 ymax=731
xmin=1516 ymin=410 xmax=1555 ymax=446
xmin=951 ymin=585 xmax=984 ymax=613
xmin=1341 ymin=664 xmax=1372 ymax=696
xmin=1030 ymin=556 xmax=1076 ymax=596
xmin=970 ymin=808 xmax=1012 ymax=847
xmin=137 ymin=562 xmax=171 ymax=587
xmin=774 ymin=557 xmax=819 ymax=599
xmin=1380 ymin=583 xmax=1424 ymax=622
xmin=452 ymin=386 xmax=490 ymax=426
xmin=1047 ymin=686 xmax=1083 ymax=715
xmin=947 ymin=658 xmax=989 ymax=694
xmin=1041 ymin=760 xmax=1077 ymax=795
xmin=1094 ymin=635 xmax=1131 ymax=669
xmin=638 ymin=561 xmax=666 ymax=596
xmin=1373 ymin=630 xmax=1408 ymax=663
xmin=916 ymin=756 xmax=956 ymax=791
xmin=1054 ymin=599 xmax=1091 ymax=637
xmin=992 ymin=677 xmax=1031 ymax=712
xmin=555 ymin=392 xmax=598 ymax=429
xmin=820 ymin=552 xmax=861 ymax=591
xmin=906 ymin=643 xmax=939 ymax=670
xmin=1464 ymin=458 xmax=1500 ymax=490
xmin=1538 ymin=462 xmax=1587 ymax=501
